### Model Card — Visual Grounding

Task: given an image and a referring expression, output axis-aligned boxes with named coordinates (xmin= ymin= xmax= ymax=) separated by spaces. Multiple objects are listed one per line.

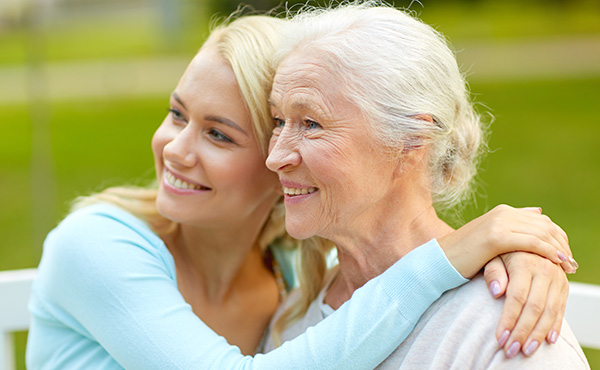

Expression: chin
xmin=155 ymin=195 xmax=179 ymax=223
xmin=285 ymin=219 xmax=316 ymax=240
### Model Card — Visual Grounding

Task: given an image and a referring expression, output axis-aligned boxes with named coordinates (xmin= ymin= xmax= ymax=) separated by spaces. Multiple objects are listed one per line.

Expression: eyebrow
xmin=204 ymin=115 xmax=248 ymax=136
xmin=269 ymin=97 xmax=314 ymax=111
xmin=171 ymin=92 xmax=186 ymax=108
xmin=172 ymin=92 xmax=247 ymax=136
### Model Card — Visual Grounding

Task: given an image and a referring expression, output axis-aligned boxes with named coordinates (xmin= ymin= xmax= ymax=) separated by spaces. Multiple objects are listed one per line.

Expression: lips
xmin=165 ymin=169 xmax=211 ymax=191
xmin=282 ymin=186 xmax=318 ymax=196
xmin=279 ymin=179 xmax=318 ymax=197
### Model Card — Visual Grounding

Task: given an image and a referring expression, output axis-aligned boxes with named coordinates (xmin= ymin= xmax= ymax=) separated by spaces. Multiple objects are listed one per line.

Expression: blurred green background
xmin=1 ymin=0 xmax=599 ymax=368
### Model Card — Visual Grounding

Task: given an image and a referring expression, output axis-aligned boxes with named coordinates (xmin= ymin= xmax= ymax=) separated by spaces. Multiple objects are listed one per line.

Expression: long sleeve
xmin=27 ymin=204 xmax=466 ymax=370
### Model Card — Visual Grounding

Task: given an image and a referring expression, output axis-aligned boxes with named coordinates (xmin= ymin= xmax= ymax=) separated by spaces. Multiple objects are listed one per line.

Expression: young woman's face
xmin=152 ymin=45 xmax=280 ymax=229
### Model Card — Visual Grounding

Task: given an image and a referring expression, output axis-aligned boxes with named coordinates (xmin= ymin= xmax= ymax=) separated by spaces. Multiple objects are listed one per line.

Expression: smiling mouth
xmin=283 ymin=186 xmax=318 ymax=196
xmin=165 ymin=170 xmax=211 ymax=191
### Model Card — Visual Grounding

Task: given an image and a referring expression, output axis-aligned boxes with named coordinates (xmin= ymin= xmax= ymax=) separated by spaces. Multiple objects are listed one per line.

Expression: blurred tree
xmin=204 ymin=0 xmax=595 ymax=16
xmin=205 ymin=0 xmax=432 ymax=16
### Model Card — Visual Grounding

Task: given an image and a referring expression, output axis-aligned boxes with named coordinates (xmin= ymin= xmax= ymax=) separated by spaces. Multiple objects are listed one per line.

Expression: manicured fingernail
xmin=549 ymin=330 xmax=559 ymax=344
xmin=524 ymin=340 xmax=539 ymax=356
xmin=506 ymin=342 xmax=521 ymax=358
xmin=489 ymin=280 xmax=501 ymax=297
xmin=568 ymin=256 xmax=579 ymax=270
xmin=498 ymin=330 xmax=510 ymax=347
xmin=557 ymin=251 xmax=568 ymax=262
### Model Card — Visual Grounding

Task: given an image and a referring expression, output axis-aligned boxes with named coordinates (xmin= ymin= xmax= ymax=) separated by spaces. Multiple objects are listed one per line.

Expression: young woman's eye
xmin=168 ymin=108 xmax=186 ymax=123
xmin=306 ymin=120 xmax=322 ymax=130
xmin=208 ymin=129 xmax=233 ymax=143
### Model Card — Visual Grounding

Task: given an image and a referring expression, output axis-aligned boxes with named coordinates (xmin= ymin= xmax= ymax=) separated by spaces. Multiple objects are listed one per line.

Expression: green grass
xmin=418 ymin=0 xmax=600 ymax=42
xmin=0 ymin=2 xmax=210 ymax=66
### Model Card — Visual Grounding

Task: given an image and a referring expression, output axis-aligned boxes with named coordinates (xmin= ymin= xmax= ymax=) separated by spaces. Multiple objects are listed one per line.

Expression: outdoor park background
xmin=1 ymin=0 xmax=599 ymax=368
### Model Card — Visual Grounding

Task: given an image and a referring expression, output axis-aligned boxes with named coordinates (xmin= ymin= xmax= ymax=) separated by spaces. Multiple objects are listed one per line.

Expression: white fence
xmin=1 ymin=269 xmax=599 ymax=369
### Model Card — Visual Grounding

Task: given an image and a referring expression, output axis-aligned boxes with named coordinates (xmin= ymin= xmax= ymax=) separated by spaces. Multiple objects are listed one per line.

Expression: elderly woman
xmin=265 ymin=3 xmax=589 ymax=368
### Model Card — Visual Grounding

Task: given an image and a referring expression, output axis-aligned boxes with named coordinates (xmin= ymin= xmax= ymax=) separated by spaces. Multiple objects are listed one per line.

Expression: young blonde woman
xmin=27 ymin=12 xmax=576 ymax=370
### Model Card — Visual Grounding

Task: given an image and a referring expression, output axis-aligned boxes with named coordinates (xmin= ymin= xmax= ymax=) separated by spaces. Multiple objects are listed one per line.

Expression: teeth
xmin=166 ymin=171 xmax=202 ymax=190
xmin=283 ymin=186 xmax=318 ymax=196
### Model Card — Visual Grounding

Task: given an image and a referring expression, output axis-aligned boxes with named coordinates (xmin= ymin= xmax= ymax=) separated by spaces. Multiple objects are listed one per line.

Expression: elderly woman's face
xmin=266 ymin=52 xmax=399 ymax=240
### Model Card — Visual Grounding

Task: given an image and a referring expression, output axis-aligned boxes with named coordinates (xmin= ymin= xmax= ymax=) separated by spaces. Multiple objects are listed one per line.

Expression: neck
xmin=325 ymin=184 xmax=453 ymax=309
xmin=165 ymin=215 xmax=270 ymax=304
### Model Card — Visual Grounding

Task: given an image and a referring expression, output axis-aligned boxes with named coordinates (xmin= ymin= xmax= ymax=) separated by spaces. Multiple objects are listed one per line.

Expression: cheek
xmin=304 ymin=140 xmax=348 ymax=186
xmin=267 ymin=135 xmax=276 ymax=155
xmin=152 ymin=122 xmax=170 ymax=167
xmin=152 ymin=118 xmax=172 ymax=150
xmin=242 ymin=159 xmax=280 ymax=192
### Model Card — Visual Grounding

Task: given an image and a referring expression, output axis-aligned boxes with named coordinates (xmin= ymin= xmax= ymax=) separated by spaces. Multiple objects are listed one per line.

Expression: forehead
xmin=272 ymin=52 xmax=342 ymax=105
xmin=177 ymin=45 xmax=243 ymax=105
xmin=272 ymin=52 xmax=364 ymax=127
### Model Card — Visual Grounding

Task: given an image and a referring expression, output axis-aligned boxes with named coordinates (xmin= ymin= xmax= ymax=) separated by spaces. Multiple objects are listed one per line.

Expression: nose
xmin=163 ymin=125 xmax=198 ymax=168
xmin=266 ymin=124 xmax=302 ymax=172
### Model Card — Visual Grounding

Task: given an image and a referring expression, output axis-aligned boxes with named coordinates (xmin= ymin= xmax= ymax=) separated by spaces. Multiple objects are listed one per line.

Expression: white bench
xmin=565 ymin=281 xmax=600 ymax=350
xmin=0 ymin=268 xmax=36 ymax=370
xmin=1 ymin=269 xmax=599 ymax=369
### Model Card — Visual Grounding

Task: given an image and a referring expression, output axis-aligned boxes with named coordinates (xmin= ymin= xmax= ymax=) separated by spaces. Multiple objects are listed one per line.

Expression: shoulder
xmin=36 ymin=203 xmax=174 ymax=293
xmin=414 ymin=274 xmax=504 ymax=347
xmin=380 ymin=275 xmax=589 ymax=369
xmin=50 ymin=203 xmax=159 ymax=242
xmin=44 ymin=203 xmax=166 ymax=259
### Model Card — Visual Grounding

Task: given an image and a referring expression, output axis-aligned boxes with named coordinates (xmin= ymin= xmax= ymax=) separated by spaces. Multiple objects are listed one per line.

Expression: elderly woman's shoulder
xmin=399 ymin=274 xmax=590 ymax=369
xmin=375 ymin=275 xmax=589 ymax=369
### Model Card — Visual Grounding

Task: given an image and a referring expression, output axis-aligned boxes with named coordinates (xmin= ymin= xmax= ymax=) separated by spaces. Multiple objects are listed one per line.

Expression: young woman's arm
xmin=27 ymin=204 xmax=569 ymax=369
xmin=27 ymin=205 xmax=463 ymax=369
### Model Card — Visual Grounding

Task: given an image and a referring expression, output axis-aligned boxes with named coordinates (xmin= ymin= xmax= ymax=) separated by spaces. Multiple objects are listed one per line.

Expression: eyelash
xmin=208 ymin=129 xmax=233 ymax=143
xmin=168 ymin=108 xmax=186 ymax=123
xmin=273 ymin=117 xmax=285 ymax=127
xmin=305 ymin=120 xmax=321 ymax=129
xmin=272 ymin=118 xmax=322 ymax=130
xmin=169 ymin=108 xmax=233 ymax=144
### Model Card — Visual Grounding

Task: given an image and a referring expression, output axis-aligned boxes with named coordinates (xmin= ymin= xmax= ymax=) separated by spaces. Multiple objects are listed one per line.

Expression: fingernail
xmin=489 ymin=280 xmax=501 ymax=297
xmin=549 ymin=330 xmax=559 ymax=344
xmin=524 ymin=340 xmax=539 ymax=356
xmin=557 ymin=251 xmax=568 ymax=262
xmin=506 ymin=342 xmax=521 ymax=359
xmin=568 ymin=256 xmax=579 ymax=271
xmin=498 ymin=330 xmax=510 ymax=347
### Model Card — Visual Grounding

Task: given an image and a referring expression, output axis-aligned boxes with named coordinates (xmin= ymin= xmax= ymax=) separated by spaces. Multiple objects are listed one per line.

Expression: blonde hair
xmin=72 ymin=13 xmax=333 ymax=344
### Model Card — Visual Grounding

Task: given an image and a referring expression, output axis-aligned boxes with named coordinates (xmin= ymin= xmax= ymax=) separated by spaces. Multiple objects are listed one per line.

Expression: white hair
xmin=275 ymin=1 xmax=487 ymax=210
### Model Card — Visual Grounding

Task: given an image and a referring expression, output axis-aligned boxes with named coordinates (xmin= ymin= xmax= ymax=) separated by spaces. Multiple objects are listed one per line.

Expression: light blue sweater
xmin=27 ymin=204 xmax=467 ymax=369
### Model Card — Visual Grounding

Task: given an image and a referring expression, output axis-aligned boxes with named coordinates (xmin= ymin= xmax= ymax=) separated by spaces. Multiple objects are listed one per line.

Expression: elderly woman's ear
xmin=413 ymin=114 xmax=434 ymax=123
xmin=400 ymin=113 xmax=436 ymax=151
xmin=393 ymin=114 xmax=436 ymax=169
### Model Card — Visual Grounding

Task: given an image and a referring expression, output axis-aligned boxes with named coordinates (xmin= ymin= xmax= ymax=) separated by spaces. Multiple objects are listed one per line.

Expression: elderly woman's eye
xmin=306 ymin=120 xmax=321 ymax=129
xmin=273 ymin=117 xmax=285 ymax=127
